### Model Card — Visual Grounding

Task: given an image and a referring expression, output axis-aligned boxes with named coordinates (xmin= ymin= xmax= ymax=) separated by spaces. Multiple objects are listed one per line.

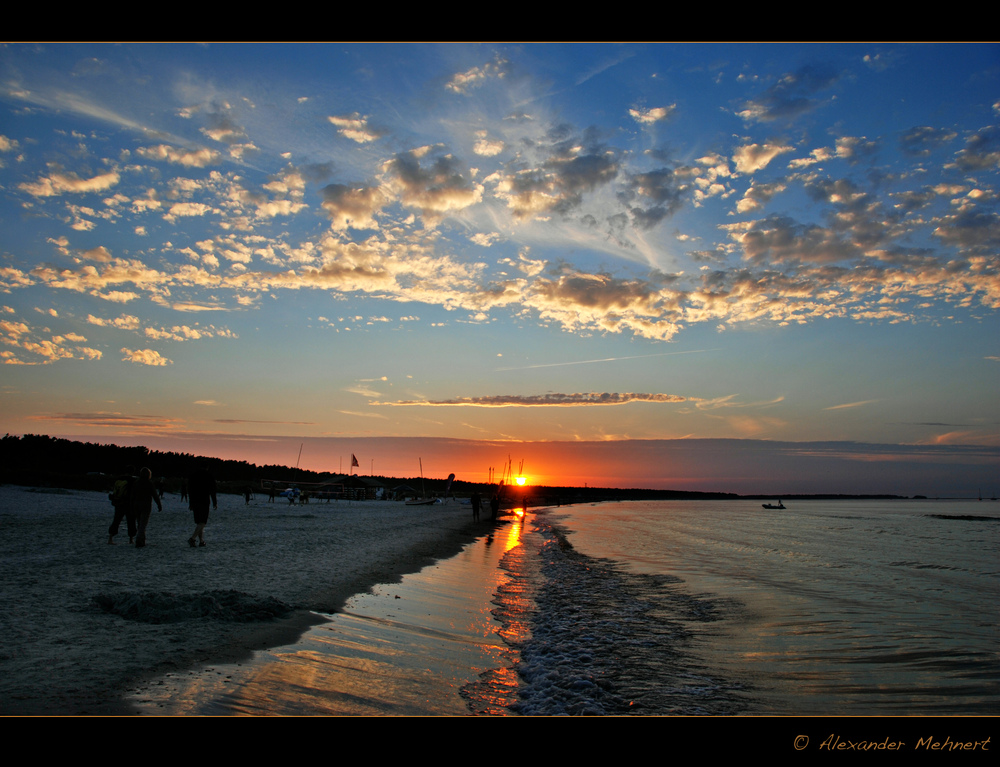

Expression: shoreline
xmin=119 ymin=529 xmax=484 ymax=715
xmin=117 ymin=510 xmax=487 ymax=715
xmin=0 ymin=486 xmax=489 ymax=715
xmin=128 ymin=512 xmax=537 ymax=715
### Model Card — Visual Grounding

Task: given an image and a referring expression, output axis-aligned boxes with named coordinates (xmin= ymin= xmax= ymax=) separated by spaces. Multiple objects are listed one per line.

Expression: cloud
xmin=693 ymin=394 xmax=784 ymax=410
xmin=376 ymin=392 xmax=688 ymax=407
xmin=473 ymin=131 xmax=504 ymax=157
xmin=1 ymin=317 xmax=102 ymax=364
xmin=199 ymin=109 xmax=250 ymax=147
xmin=525 ymin=269 xmax=683 ymax=341
xmin=164 ymin=202 xmax=214 ymax=221
xmin=121 ymin=347 xmax=172 ymax=365
xmin=788 ymin=146 xmax=834 ymax=169
xmin=952 ymin=125 xmax=1000 ymax=171
xmin=491 ymin=129 xmax=620 ymax=219
xmin=899 ymin=126 xmax=957 ymax=157
xmin=445 ymin=57 xmax=508 ymax=94
xmin=735 ymin=214 xmax=862 ymax=266
xmin=328 ymin=114 xmax=383 ymax=144
xmin=143 ymin=324 xmax=237 ymax=342
xmin=320 ymin=184 xmax=386 ymax=231
xmin=86 ymin=313 xmax=140 ymax=329
xmin=337 ymin=410 xmax=389 ymax=419
xmin=381 ymin=147 xmax=483 ymax=223
xmin=27 ymin=411 xmax=179 ymax=429
xmin=823 ymin=399 xmax=879 ymax=410
xmin=81 ymin=246 xmax=114 ymax=263
xmin=622 ymin=167 xmax=689 ymax=228
xmin=736 ymin=180 xmax=786 ymax=213
xmin=19 ymin=170 xmax=120 ymax=198
xmin=737 ymin=64 xmax=840 ymax=123
xmin=732 ymin=142 xmax=794 ymax=174
xmin=932 ymin=208 xmax=1000 ymax=255
xmin=629 ymin=105 xmax=675 ymax=124
xmin=137 ymin=144 xmax=222 ymax=167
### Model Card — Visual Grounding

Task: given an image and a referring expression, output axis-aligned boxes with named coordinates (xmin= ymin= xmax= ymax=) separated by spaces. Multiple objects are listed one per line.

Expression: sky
xmin=1 ymin=43 xmax=998 ymax=495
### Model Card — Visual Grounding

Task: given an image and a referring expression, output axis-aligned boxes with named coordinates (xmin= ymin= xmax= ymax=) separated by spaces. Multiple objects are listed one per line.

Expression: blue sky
xmin=1 ymin=43 xmax=997 ymax=493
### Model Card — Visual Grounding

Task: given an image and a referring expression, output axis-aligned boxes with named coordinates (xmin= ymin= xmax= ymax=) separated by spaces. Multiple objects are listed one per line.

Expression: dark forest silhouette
xmin=1 ymin=433 xmax=323 ymax=494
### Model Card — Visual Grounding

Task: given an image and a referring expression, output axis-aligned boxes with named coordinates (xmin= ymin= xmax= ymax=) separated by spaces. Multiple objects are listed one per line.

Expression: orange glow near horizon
xmin=55 ymin=430 xmax=995 ymax=496
xmin=76 ymin=433 xmax=642 ymax=489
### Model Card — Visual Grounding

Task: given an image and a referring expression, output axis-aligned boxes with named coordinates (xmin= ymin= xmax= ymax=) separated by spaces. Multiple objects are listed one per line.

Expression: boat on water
xmin=762 ymin=500 xmax=786 ymax=509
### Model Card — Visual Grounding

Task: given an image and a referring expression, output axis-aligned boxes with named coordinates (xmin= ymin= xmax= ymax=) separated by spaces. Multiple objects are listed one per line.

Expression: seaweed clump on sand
xmin=92 ymin=589 xmax=295 ymax=624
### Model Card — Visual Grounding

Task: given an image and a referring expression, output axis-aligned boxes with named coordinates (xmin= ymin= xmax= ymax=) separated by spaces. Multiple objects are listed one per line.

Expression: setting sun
xmin=515 ymin=476 xmax=526 ymax=486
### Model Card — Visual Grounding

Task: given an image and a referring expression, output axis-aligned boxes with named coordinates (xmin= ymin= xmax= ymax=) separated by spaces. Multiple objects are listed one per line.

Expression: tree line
xmin=0 ymin=434 xmax=326 ymax=493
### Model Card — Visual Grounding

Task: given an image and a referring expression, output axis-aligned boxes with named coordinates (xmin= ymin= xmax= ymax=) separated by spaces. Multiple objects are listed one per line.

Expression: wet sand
xmin=0 ymin=485 xmax=491 ymax=715
xmin=126 ymin=515 xmax=531 ymax=715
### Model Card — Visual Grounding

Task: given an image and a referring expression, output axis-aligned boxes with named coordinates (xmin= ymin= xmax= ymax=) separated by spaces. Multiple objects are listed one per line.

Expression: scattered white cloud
xmin=121 ymin=347 xmax=172 ymax=365
xmin=629 ymin=105 xmax=675 ymax=124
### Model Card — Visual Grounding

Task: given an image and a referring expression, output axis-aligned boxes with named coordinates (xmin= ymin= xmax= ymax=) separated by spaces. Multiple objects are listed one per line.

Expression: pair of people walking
xmin=107 ymin=466 xmax=161 ymax=548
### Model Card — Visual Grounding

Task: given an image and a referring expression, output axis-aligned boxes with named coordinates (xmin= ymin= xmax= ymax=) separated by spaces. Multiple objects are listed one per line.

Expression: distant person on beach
xmin=268 ymin=484 xmax=275 ymax=503
xmin=107 ymin=466 xmax=136 ymax=545
xmin=471 ymin=491 xmax=481 ymax=522
xmin=187 ymin=464 xmax=217 ymax=547
xmin=490 ymin=493 xmax=500 ymax=522
xmin=133 ymin=467 xmax=162 ymax=548
xmin=244 ymin=487 xmax=252 ymax=506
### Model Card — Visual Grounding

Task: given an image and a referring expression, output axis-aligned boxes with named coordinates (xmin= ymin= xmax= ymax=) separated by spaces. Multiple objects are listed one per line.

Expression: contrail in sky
xmin=496 ymin=348 xmax=720 ymax=372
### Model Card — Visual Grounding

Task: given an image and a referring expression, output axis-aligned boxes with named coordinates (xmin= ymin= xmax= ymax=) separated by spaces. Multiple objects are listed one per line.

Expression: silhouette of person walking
xmin=107 ymin=466 xmax=136 ymax=545
xmin=188 ymin=464 xmax=217 ymax=547
xmin=133 ymin=467 xmax=162 ymax=548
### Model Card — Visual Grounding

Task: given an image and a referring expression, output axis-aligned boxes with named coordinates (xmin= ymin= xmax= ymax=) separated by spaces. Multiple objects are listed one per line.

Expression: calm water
xmin=513 ymin=499 xmax=999 ymax=715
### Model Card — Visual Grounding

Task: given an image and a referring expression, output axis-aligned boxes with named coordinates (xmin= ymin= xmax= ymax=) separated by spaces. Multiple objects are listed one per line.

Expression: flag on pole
xmin=351 ymin=454 xmax=359 ymax=468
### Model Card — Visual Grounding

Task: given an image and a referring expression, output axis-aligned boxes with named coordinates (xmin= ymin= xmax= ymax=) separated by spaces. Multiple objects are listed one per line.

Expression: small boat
xmin=405 ymin=497 xmax=437 ymax=506
xmin=762 ymin=500 xmax=786 ymax=509
xmin=405 ymin=458 xmax=436 ymax=506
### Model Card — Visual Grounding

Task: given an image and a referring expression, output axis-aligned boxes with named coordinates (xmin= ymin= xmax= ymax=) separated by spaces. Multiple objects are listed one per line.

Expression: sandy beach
xmin=0 ymin=484 xmax=486 ymax=715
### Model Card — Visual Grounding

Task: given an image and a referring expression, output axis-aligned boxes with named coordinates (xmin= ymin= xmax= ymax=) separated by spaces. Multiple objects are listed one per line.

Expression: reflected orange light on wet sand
xmin=503 ymin=513 xmax=524 ymax=553
xmin=129 ymin=513 xmax=531 ymax=715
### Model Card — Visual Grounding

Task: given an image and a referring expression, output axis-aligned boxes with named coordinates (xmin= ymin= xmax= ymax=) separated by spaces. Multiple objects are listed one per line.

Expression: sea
xmin=487 ymin=498 xmax=1000 ymax=717
xmin=133 ymin=497 xmax=999 ymax=721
